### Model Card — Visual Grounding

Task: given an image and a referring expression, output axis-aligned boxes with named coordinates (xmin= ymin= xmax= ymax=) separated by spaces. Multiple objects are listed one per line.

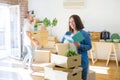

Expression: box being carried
xmin=31 ymin=26 xmax=48 ymax=48
xmin=51 ymin=54 xmax=81 ymax=68
xmin=44 ymin=64 xmax=82 ymax=80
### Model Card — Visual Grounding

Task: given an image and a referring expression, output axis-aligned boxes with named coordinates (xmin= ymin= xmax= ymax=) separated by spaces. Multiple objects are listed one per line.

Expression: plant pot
xmin=34 ymin=27 xmax=38 ymax=31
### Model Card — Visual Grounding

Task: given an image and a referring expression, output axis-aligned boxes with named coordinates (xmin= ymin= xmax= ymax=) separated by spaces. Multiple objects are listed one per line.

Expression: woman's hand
xmin=73 ymin=42 xmax=80 ymax=48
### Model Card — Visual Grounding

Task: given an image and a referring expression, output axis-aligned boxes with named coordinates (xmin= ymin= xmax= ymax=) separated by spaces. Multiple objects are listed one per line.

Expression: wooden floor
xmin=0 ymin=57 xmax=120 ymax=80
xmin=89 ymin=59 xmax=120 ymax=80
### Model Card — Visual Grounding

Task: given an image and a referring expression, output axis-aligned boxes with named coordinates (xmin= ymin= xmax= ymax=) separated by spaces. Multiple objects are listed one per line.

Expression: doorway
xmin=0 ymin=4 xmax=21 ymax=59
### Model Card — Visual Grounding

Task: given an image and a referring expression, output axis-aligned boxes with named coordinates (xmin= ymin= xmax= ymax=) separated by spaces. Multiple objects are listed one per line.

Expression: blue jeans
xmin=23 ymin=45 xmax=33 ymax=70
xmin=82 ymin=66 xmax=89 ymax=80
xmin=81 ymin=54 xmax=89 ymax=80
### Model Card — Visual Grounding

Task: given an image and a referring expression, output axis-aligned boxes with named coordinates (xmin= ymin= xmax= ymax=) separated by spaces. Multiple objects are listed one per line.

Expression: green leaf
xmin=51 ymin=18 xmax=58 ymax=27
xmin=43 ymin=17 xmax=51 ymax=27
xmin=65 ymin=49 xmax=78 ymax=57
xmin=40 ymin=17 xmax=58 ymax=28
xmin=34 ymin=23 xmax=38 ymax=28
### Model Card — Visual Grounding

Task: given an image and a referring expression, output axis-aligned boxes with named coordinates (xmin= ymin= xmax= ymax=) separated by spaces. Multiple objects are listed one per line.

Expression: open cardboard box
xmin=44 ymin=63 xmax=82 ymax=80
xmin=55 ymin=43 xmax=70 ymax=56
xmin=51 ymin=53 xmax=81 ymax=68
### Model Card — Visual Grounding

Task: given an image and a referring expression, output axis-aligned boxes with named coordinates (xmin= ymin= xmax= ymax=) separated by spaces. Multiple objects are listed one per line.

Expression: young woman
xmin=62 ymin=14 xmax=92 ymax=80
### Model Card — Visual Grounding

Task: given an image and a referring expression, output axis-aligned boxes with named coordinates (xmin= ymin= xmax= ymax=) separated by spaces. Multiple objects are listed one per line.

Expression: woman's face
xmin=69 ymin=17 xmax=76 ymax=30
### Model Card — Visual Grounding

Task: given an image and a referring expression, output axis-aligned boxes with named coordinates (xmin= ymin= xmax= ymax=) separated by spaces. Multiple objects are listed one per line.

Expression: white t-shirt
xmin=23 ymin=20 xmax=34 ymax=46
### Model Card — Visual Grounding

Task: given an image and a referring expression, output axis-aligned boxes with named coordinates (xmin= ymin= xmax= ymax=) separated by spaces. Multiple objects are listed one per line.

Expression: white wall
xmin=28 ymin=0 xmax=120 ymax=41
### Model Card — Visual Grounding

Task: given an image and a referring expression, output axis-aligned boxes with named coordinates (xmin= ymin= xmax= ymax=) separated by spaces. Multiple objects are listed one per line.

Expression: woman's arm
xmin=78 ymin=33 xmax=92 ymax=51
xmin=74 ymin=33 xmax=92 ymax=51
xmin=61 ymin=31 xmax=71 ymax=43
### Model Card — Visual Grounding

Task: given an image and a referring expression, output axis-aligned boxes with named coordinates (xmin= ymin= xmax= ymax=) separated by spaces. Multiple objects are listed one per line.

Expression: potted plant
xmin=34 ymin=19 xmax=40 ymax=31
xmin=34 ymin=22 xmax=38 ymax=31
xmin=65 ymin=49 xmax=78 ymax=57
xmin=40 ymin=17 xmax=58 ymax=35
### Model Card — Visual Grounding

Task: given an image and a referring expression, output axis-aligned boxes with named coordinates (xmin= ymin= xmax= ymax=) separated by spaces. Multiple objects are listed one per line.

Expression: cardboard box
xmin=44 ymin=64 xmax=55 ymax=80
xmin=44 ymin=64 xmax=82 ymax=80
xmin=31 ymin=29 xmax=48 ymax=47
xmin=43 ymin=41 xmax=56 ymax=49
xmin=48 ymin=36 xmax=60 ymax=43
xmin=51 ymin=54 xmax=81 ymax=68
xmin=89 ymin=32 xmax=100 ymax=41
xmin=48 ymin=36 xmax=56 ymax=41
xmin=34 ymin=50 xmax=51 ymax=63
xmin=55 ymin=43 xmax=70 ymax=56
xmin=87 ymin=70 xmax=96 ymax=80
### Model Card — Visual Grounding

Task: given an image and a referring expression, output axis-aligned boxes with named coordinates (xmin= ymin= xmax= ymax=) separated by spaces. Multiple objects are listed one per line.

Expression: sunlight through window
xmin=89 ymin=66 xmax=110 ymax=74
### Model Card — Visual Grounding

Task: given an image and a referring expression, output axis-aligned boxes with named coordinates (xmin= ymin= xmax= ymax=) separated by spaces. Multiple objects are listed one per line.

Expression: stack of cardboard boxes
xmin=44 ymin=43 xmax=82 ymax=80
xmin=33 ymin=36 xmax=59 ymax=63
